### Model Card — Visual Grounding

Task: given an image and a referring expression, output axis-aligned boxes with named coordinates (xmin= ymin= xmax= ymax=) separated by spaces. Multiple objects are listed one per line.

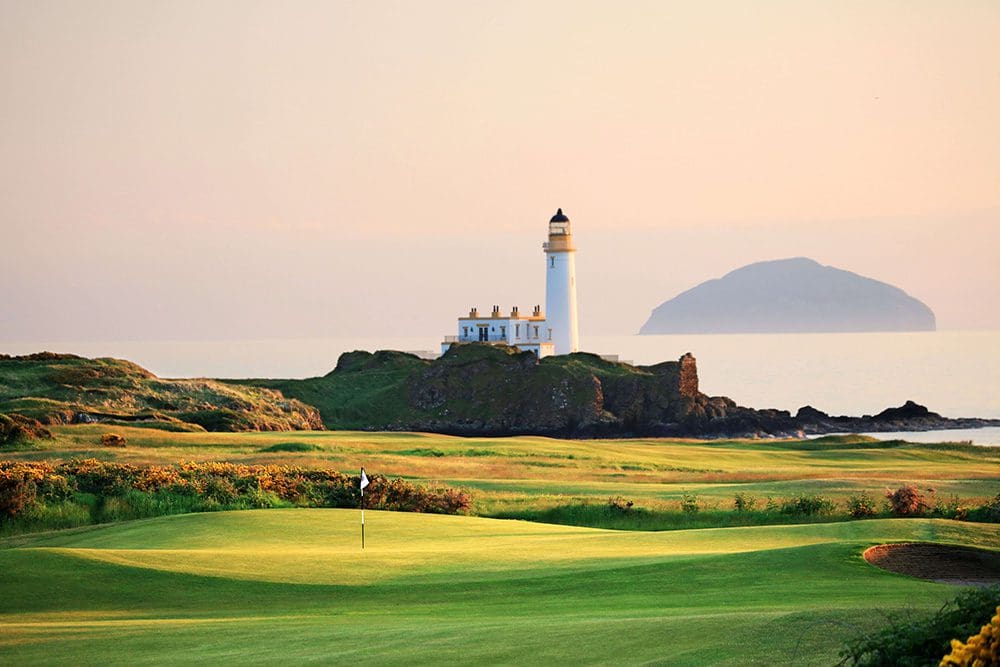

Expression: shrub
xmin=607 ymin=496 xmax=634 ymax=514
xmin=0 ymin=459 xmax=471 ymax=530
xmin=940 ymin=605 xmax=1000 ymax=666
xmin=967 ymin=494 xmax=1000 ymax=523
xmin=839 ymin=585 xmax=1000 ymax=666
xmin=680 ymin=493 xmax=699 ymax=514
xmin=0 ymin=469 xmax=38 ymax=517
xmin=886 ymin=485 xmax=930 ymax=517
xmin=733 ymin=492 xmax=757 ymax=512
xmin=780 ymin=494 xmax=833 ymax=516
xmin=0 ymin=413 xmax=52 ymax=447
xmin=932 ymin=494 xmax=963 ymax=519
xmin=848 ymin=493 xmax=879 ymax=519
xmin=100 ymin=433 xmax=127 ymax=448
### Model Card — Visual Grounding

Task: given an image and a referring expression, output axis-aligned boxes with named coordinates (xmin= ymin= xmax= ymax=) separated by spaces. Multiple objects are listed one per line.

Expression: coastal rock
xmin=260 ymin=344 xmax=999 ymax=439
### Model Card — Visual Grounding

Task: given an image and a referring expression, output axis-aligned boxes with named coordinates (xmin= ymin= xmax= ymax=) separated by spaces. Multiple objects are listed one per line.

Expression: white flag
xmin=360 ymin=468 xmax=369 ymax=491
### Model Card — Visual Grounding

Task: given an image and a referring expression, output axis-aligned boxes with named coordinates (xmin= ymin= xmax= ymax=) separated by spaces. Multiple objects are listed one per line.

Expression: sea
xmin=4 ymin=330 xmax=999 ymax=445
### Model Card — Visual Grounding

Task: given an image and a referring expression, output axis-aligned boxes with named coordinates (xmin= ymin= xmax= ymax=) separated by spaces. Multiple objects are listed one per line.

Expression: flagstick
xmin=359 ymin=467 xmax=369 ymax=550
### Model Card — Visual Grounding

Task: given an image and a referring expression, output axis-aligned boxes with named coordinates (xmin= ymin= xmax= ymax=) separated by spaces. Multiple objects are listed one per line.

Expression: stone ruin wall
xmin=678 ymin=353 xmax=699 ymax=397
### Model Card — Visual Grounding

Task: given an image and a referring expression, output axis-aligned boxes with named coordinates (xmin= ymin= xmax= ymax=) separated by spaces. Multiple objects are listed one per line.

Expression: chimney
xmin=470 ymin=307 xmax=478 ymax=318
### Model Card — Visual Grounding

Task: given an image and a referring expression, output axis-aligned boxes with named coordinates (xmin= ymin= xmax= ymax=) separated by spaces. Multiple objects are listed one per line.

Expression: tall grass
xmin=487 ymin=503 xmax=856 ymax=531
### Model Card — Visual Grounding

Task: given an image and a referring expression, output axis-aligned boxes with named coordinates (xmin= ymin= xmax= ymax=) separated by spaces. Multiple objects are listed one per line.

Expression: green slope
xmin=2 ymin=510 xmax=995 ymax=665
xmin=0 ymin=353 xmax=322 ymax=432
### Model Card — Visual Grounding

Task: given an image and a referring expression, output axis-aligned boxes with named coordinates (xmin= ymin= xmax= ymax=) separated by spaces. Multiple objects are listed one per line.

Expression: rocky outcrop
xmin=787 ymin=400 xmax=998 ymax=436
xmin=264 ymin=344 xmax=999 ymax=439
xmin=9 ymin=348 xmax=992 ymax=438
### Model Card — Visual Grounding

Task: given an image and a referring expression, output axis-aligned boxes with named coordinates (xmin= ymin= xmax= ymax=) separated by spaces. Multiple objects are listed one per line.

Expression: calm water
xmin=5 ymin=330 xmax=999 ymax=434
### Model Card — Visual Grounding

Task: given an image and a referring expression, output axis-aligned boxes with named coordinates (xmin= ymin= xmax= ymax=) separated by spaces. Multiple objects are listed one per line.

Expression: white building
xmin=441 ymin=208 xmax=580 ymax=358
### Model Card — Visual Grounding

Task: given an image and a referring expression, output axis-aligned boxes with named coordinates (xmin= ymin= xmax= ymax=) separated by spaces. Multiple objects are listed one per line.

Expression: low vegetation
xmin=487 ymin=489 xmax=1000 ymax=532
xmin=0 ymin=412 xmax=52 ymax=448
xmin=0 ymin=459 xmax=469 ymax=534
xmin=839 ymin=585 xmax=1000 ymax=666
xmin=0 ymin=353 xmax=323 ymax=431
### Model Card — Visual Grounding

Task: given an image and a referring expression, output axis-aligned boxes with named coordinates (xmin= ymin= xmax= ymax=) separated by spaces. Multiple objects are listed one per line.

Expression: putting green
xmin=12 ymin=509 xmax=1000 ymax=585
xmin=3 ymin=510 xmax=998 ymax=665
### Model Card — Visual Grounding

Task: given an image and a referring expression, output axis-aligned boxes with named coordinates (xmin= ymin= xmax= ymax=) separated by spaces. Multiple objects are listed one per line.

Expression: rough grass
xmin=0 ymin=355 xmax=322 ymax=431
xmin=7 ymin=425 xmax=999 ymax=516
xmin=258 ymin=441 xmax=325 ymax=453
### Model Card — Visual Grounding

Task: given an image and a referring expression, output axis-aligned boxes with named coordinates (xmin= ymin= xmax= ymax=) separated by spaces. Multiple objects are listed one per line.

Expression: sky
xmin=2 ymin=0 xmax=999 ymax=342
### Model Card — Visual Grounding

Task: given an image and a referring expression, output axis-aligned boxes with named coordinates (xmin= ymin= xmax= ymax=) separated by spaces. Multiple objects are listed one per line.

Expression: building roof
xmin=549 ymin=208 xmax=569 ymax=223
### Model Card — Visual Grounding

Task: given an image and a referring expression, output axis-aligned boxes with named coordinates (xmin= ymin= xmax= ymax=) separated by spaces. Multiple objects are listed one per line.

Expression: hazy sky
xmin=3 ymin=0 xmax=998 ymax=341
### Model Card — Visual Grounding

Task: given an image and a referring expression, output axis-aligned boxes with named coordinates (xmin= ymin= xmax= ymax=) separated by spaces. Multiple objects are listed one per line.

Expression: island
xmin=640 ymin=257 xmax=936 ymax=334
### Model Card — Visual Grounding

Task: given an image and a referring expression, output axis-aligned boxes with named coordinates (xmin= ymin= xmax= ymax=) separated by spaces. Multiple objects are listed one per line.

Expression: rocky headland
xmin=3 ymin=347 xmax=995 ymax=439
xmin=248 ymin=343 xmax=998 ymax=439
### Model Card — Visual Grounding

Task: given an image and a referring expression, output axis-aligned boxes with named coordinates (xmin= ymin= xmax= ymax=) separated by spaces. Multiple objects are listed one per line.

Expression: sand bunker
xmin=864 ymin=543 xmax=1000 ymax=586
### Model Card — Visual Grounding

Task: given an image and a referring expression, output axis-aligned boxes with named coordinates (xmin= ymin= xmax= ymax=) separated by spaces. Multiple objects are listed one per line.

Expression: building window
xmin=462 ymin=326 xmax=468 ymax=339
xmin=533 ymin=326 xmax=539 ymax=338
xmin=550 ymin=257 xmax=555 ymax=268
xmin=515 ymin=324 xmax=520 ymax=338
xmin=500 ymin=326 xmax=506 ymax=338
xmin=478 ymin=326 xmax=488 ymax=342
xmin=548 ymin=328 xmax=552 ymax=340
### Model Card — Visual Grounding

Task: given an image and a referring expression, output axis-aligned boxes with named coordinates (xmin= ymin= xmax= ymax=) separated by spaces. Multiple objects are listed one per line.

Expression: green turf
xmin=3 ymin=426 xmax=998 ymax=664
xmin=2 ymin=510 xmax=998 ymax=665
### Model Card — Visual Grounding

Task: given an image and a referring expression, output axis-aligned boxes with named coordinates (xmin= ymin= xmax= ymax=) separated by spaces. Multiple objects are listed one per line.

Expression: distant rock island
xmin=640 ymin=257 xmax=936 ymax=334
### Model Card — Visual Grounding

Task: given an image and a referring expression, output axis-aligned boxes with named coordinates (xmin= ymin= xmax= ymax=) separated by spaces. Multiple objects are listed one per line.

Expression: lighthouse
xmin=439 ymin=208 xmax=581 ymax=359
xmin=544 ymin=208 xmax=580 ymax=355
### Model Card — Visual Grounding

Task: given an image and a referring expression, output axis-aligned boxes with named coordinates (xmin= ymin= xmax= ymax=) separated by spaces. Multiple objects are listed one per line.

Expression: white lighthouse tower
xmin=544 ymin=208 xmax=580 ymax=355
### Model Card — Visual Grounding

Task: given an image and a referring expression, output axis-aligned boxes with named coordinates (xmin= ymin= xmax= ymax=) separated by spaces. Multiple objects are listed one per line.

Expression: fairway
xmin=3 ymin=427 xmax=999 ymax=664
xmin=3 ymin=509 xmax=999 ymax=665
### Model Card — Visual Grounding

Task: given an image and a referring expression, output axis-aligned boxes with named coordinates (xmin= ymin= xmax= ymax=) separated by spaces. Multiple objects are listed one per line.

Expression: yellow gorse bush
xmin=941 ymin=605 xmax=1000 ymax=667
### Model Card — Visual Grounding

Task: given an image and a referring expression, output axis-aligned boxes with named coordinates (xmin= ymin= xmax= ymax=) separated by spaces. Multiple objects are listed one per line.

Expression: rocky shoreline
xmin=251 ymin=344 xmax=1000 ymax=440
xmin=4 ymin=347 xmax=997 ymax=440
xmin=652 ymin=399 xmax=1000 ymax=440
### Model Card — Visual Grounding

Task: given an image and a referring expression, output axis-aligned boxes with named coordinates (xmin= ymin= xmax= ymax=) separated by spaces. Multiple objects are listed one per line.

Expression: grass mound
xmin=0 ymin=353 xmax=325 ymax=432
xmin=0 ymin=412 xmax=52 ymax=449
